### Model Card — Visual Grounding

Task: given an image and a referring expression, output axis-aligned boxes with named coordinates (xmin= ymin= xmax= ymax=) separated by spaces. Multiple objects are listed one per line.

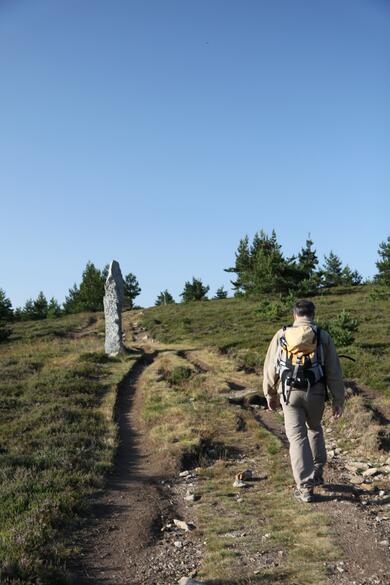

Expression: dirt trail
xmin=72 ymin=329 xmax=389 ymax=585
xmin=72 ymin=348 xmax=202 ymax=585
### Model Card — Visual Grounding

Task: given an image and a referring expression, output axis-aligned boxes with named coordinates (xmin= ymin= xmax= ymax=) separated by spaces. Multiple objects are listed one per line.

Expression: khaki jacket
xmin=263 ymin=316 xmax=345 ymax=407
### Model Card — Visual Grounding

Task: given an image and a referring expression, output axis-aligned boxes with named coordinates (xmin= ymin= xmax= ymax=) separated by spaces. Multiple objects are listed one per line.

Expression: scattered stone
xmin=379 ymin=490 xmax=386 ymax=497
xmin=236 ymin=469 xmax=253 ymax=481
xmin=379 ymin=540 xmax=389 ymax=546
xmin=362 ymin=468 xmax=379 ymax=478
xmin=345 ymin=461 xmax=370 ymax=473
xmin=184 ymin=493 xmax=200 ymax=502
xmin=349 ymin=476 xmax=365 ymax=485
xmin=379 ymin=465 xmax=390 ymax=474
xmin=103 ymin=260 xmax=125 ymax=356
xmin=179 ymin=470 xmax=191 ymax=478
xmin=178 ymin=578 xmax=205 ymax=585
xmin=174 ymin=540 xmax=183 ymax=548
xmin=233 ymin=479 xmax=247 ymax=488
xmin=173 ymin=519 xmax=196 ymax=531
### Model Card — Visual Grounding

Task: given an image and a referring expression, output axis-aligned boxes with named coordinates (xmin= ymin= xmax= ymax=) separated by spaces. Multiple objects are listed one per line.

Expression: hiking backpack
xmin=275 ymin=324 xmax=326 ymax=404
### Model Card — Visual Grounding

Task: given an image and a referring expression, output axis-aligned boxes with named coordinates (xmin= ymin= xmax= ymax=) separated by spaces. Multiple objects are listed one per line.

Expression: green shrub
xmin=319 ymin=310 xmax=359 ymax=347
xmin=168 ymin=366 xmax=193 ymax=385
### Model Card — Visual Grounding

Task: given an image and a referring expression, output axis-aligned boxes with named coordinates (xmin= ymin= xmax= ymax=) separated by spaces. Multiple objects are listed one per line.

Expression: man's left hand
xmin=267 ymin=396 xmax=279 ymax=411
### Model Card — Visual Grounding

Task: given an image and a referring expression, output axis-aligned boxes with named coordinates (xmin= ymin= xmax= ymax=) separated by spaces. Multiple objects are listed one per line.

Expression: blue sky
xmin=1 ymin=0 xmax=389 ymax=308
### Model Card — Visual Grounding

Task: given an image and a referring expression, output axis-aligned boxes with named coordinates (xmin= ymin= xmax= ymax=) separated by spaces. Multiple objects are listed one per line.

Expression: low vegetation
xmin=0 ymin=314 xmax=138 ymax=584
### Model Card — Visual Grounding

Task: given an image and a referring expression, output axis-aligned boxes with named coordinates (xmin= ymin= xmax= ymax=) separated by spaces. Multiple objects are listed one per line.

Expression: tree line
xmin=0 ymin=233 xmax=389 ymax=332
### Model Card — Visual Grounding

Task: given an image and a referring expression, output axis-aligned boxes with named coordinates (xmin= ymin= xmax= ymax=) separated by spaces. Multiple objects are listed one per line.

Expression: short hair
xmin=293 ymin=299 xmax=315 ymax=317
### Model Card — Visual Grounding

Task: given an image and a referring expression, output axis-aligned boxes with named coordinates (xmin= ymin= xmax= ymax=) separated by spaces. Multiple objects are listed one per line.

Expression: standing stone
xmin=104 ymin=260 xmax=125 ymax=356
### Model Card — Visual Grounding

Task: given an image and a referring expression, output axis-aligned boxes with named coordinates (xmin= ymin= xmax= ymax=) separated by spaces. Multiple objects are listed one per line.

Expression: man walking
xmin=263 ymin=299 xmax=345 ymax=502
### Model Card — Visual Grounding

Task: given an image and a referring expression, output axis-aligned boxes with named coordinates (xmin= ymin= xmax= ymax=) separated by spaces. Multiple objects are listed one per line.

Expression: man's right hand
xmin=267 ymin=396 xmax=278 ymax=411
xmin=332 ymin=404 xmax=344 ymax=420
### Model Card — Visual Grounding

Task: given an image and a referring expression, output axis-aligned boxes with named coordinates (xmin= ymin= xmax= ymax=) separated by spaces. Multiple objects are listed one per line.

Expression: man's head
xmin=293 ymin=299 xmax=315 ymax=320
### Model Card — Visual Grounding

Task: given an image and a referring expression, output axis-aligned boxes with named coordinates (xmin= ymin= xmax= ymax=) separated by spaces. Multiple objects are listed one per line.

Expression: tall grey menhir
xmin=104 ymin=260 xmax=125 ymax=356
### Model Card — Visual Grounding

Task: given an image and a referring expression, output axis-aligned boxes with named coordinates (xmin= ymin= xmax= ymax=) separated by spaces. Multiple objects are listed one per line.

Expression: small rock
xmin=336 ymin=566 xmax=345 ymax=573
xmin=173 ymin=519 xmax=196 ymax=531
xmin=379 ymin=465 xmax=390 ymax=474
xmin=233 ymin=479 xmax=247 ymax=488
xmin=363 ymin=468 xmax=379 ymax=478
xmin=236 ymin=469 xmax=253 ymax=481
xmin=174 ymin=541 xmax=183 ymax=548
xmin=349 ymin=476 xmax=365 ymax=485
xmin=184 ymin=493 xmax=200 ymax=502
xmin=178 ymin=579 xmax=206 ymax=585
xmin=379 ymin=540 xmax=389 ymax=546
xmin=379 ymin=490 xmax=386 ymax=497
xmin=179 ymin=470 xmax=191 ymax=478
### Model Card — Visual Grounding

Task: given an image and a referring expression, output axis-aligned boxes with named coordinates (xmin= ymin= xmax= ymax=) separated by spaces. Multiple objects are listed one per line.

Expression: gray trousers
xmin=280 ymin=385 xmax=327 ymax=489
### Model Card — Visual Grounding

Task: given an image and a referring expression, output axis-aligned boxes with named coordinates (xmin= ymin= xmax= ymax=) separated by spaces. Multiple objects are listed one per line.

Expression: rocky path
xmin=71 ymin=327 xmax=389 ymax=585
xmin=71 ymin=349 xmax=203 ymax=585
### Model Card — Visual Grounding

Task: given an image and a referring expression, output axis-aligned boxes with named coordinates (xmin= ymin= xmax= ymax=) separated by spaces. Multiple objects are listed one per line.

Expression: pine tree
xmin=341 ymin=265 xmax=363 ymax=286
xmin=47 ymin=297 xmax=62 ymax=318
xmin=123 ymin=273 xmax=141 ymax=309
xmin=155 ymin=290 xmax=175 ymax=306
xmin=33 ymin=292 xmax=48 ymax=319
xmin=64 ymin=262 xmax=105 ymax=313
xmin=180 ymin=278 xmax=210 ymax=302
xmin=322 ymin=251 xmax=343 ymax=287
xmin=225 ymin=235 xmax=251 ymax=295
xmin=298 ymin=236 xmax=318 ymax=277
xmin=214 ymin=286 xmax=228 ymax=299
xmin=0 ymin=289 xmax=13 ymax=322
xmin=375 ymin=236 xmax=390 ymax=285
xmin=21 ymin=299 xmax=35 ymax=320
xmin=63 ymin=284 xmax=81 ymax=313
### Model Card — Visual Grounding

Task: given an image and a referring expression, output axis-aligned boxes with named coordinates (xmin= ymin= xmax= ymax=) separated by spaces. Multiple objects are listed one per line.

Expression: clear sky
xmin=1 ymin=0 xmax=389 ymax=308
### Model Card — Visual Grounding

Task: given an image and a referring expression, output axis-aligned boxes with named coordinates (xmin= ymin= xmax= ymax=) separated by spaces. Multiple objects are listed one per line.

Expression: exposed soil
xmin=71 ymin=349 xmax=203 ymax=585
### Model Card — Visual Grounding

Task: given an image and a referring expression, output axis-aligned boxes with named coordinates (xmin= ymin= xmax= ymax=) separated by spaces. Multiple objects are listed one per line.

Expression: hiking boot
xmin=313 ymin=468 xmax=324 ymax=486
xmin=293 ymin=487 xmax=314 ymax=503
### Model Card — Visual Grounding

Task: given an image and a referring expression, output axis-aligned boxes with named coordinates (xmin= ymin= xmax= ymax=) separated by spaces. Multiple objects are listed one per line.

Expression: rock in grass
xmin=236 ymin=469 xmax=253 ymax=481
xmin=103 ymin=260 xmax=125 ymax=356
xmin=178 ymin=578 xmax=206 ymax=585
xmin=233 ymin=479 xmax=248 ymax=488
xmin=173 ymin=519 xmax=196 ymax=531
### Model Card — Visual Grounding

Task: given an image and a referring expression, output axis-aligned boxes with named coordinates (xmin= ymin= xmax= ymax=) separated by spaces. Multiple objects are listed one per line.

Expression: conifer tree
xmin=298 ymin=236 xmax=318 ymax=277
xmin=341 ymin=266 xmax=362 ymax=286
xmin=33 ymin=291 xmax=48 ymax=319
xmin=123 ymin=273 xmax=141 ymax=309
xmin=63 ymin=262 xmax=105 ymax=313
xmin=214 ymin=286 xmax=228 ymax=299
xmin=47 ymin=297 xmax=62 ymax=318
xmin=225 ymin=235 xmax=251 ymax=295
xmin=0 ymin=289 xmax=13 ymax=322
xmin=322 ymin=251 xmax=343 ymax=287
xmin=180 ymin=278 xmax=210 ymax=302
xmin=155 ymin=290 xmax=175 ymax=306
xmin=375 ymin=235 xmax=390 ymax=285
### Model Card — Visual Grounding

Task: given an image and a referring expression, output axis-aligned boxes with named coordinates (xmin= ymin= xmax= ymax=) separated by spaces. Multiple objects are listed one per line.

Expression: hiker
xmin=263 ymin=299 xmax=345 ymax=503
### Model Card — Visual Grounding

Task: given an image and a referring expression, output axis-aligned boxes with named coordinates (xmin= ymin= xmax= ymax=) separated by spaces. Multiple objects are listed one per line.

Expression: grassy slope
xmin=0 ymin=314 xmax=139 ymax=584
xmin=142 ymin=285 xmax=390 ymax=397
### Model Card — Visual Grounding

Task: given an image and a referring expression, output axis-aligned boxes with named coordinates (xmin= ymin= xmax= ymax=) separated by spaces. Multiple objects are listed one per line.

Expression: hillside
xmin=0 ymin=285 xmax=389 ymax=585
xmin=142 ymin=285 xmax=390 ymax=396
